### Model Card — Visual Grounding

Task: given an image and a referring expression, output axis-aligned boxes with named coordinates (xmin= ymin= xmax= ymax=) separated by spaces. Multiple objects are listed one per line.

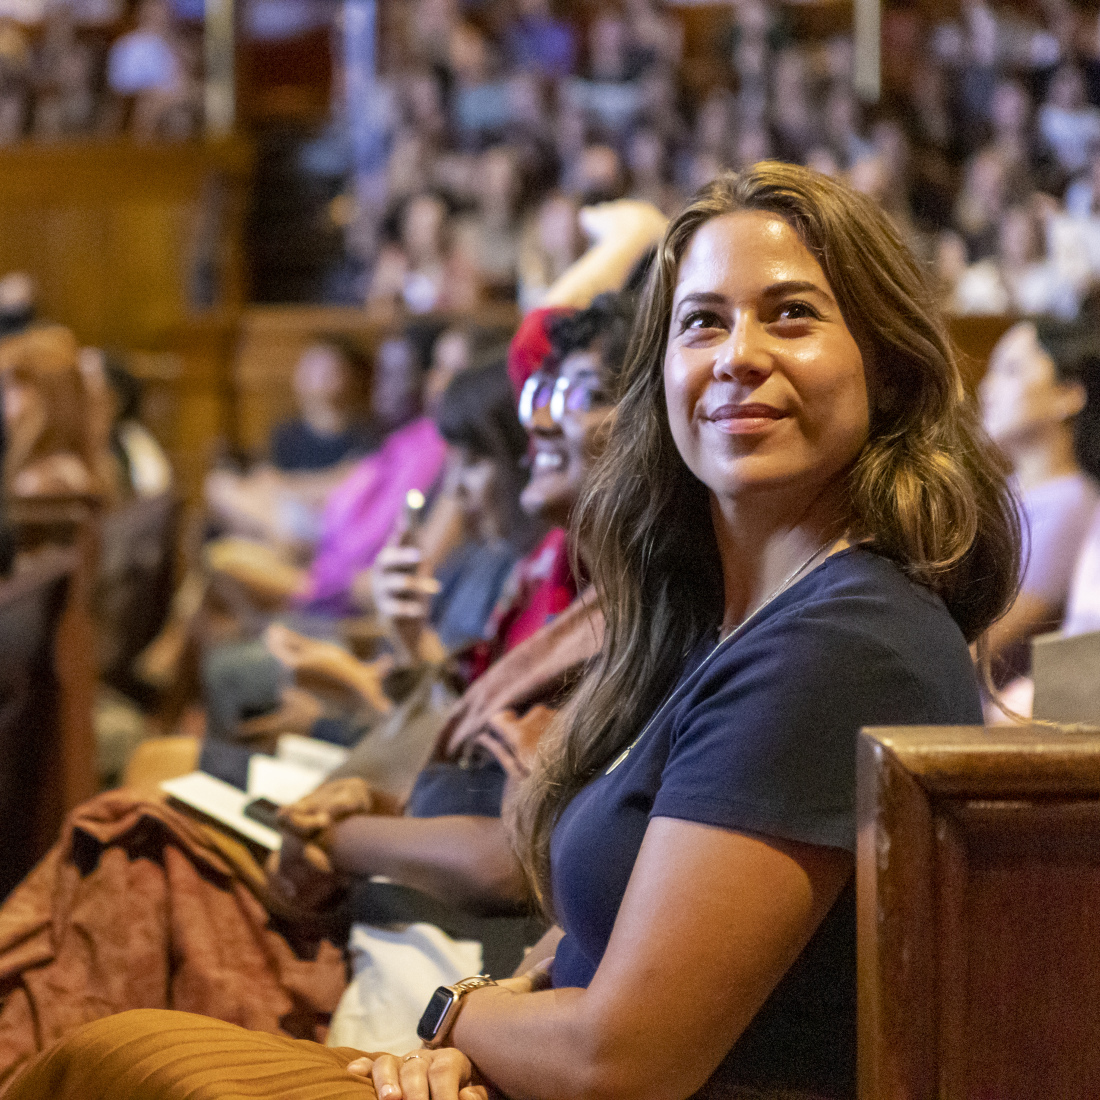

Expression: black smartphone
xmin=242 ymin=797 xmax=283 ymax=831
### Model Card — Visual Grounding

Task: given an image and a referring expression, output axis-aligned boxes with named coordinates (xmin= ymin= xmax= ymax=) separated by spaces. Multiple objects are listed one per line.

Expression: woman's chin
xmin=521 ymin=477 xmax=575 ymax=528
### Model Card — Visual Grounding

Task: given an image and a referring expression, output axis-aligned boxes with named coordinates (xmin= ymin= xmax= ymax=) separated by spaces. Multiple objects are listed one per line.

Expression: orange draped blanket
xmin=0 ymin=792 xmax=348 ymax=1093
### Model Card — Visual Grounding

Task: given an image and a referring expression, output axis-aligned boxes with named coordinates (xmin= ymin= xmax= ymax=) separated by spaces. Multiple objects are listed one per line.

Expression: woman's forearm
xmin=326 ymin=814 xmax=529 ymax=912
xmin=451 ymin=986 xmax=638 ymax=1100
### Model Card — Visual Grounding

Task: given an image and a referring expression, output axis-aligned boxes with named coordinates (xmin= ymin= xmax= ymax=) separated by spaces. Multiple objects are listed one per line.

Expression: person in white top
xmin=980 ymin=321 xmax=1100 ymax=673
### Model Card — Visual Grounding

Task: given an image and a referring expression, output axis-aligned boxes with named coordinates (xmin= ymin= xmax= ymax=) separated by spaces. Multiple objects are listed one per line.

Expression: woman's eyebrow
xmin=673 ymin=291 xmax=726 ymax=312
xmin=760 ymin=279 xmax=833 ymax=301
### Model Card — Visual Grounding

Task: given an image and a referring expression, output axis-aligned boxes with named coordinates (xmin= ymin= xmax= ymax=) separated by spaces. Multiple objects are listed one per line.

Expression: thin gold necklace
xmin=604 ymin=537 xmax=838 ymax=776
xmin=717 ymin=537 xmax=837 ymax=642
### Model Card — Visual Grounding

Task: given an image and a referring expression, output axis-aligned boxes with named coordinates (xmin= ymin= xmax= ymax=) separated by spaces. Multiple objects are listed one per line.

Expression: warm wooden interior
xmin=858 ymin=725 xmax=1100 ymax=1100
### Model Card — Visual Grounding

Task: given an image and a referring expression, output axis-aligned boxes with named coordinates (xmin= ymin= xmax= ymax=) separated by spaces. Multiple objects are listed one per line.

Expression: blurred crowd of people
xmin=347 ymin=0 xmax=1100 ymax=322
xmin=0 ymin=0 xmax=202 ymax=143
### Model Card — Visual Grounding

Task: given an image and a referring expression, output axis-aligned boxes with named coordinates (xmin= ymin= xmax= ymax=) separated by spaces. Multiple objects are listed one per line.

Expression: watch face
xmin=417 ymin=987 xmax=457 ymax=1042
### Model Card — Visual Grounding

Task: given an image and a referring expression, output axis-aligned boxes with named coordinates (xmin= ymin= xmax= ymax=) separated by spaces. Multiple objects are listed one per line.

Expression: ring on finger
xmin=402 ymin=1053 xmax=427 ymax=1064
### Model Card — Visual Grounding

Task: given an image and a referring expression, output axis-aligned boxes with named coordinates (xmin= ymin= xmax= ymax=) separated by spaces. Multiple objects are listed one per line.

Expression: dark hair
xmin=1035 ymin=317 xmax=1100 ymax=482
xmin=545 ymin=290 xmax=638 ymax=393
xmin=436 ymin=358 xmax=533 ymax=544
xmin=103 ymin=354 xmax=143 ymax=423
xmin=312 ymin=334 xmax=372 ymax=381
xmin=515 ymin=163 xmax=1022 ymax=910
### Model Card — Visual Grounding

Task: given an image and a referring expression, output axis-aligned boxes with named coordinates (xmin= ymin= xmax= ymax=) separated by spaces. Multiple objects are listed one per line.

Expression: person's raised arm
xmin=540 ymin=200 xmax=668 ymax=310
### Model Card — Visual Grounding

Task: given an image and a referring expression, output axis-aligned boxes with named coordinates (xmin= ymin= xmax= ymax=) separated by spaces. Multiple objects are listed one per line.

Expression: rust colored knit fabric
xmin=0 ymin=792 xmax=348 ymax=1093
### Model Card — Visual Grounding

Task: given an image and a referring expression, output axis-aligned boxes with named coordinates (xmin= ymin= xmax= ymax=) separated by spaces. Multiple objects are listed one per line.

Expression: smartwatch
xmin=416 ymin=974 xmax=497 ymax=1048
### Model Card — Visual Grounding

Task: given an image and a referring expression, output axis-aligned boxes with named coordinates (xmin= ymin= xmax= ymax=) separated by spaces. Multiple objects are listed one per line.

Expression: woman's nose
xmin=529 ymin=398 xmax=561 ymax=436
xmin=715 ymin=314 xmax=773 ymax=384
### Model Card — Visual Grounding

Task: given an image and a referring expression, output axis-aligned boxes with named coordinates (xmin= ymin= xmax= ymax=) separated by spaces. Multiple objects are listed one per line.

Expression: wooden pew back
xmin=0 ymin=549 xmax=76 ymax=899
xmin=8 ymin=496 xmax=99 ymax=827
xmin=94 ymin=491 xmax=181 ymax=702
xmin=858 ymin=724 xmax=1100 ymax=1099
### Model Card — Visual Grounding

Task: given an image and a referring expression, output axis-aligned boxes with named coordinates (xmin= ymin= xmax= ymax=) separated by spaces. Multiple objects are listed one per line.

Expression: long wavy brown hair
xmin=513 ymin=163 xmax=1021 ymax=911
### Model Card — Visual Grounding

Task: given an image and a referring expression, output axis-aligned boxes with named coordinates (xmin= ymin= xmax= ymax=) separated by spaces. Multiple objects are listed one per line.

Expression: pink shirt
xmin=300 ymin=416 xmax=447 ymax=612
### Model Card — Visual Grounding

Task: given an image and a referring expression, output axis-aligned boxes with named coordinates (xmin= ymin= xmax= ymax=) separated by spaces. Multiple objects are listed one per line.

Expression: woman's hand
xmin=371 ymin=545 xmax=442 ymax=661
xmin=237 ymin=685 xmax=324 ymax=740
xmin=578 ymin=198 xmax=669 ymax=247
xmin=347 ymin=1048 xmax=487 ymax=1100
xmin=277 ymin=776 xmax=376 ymax=838
xmin=264 ymin=623 xmax=392 ymax=711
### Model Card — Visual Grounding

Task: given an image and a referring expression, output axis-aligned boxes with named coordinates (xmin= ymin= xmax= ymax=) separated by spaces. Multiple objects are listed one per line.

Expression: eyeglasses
xmin=518 ymin=370 xmax=613 ymax=428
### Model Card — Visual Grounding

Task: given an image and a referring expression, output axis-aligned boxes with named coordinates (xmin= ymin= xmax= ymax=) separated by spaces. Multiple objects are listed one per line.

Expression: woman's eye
xmin=682 ymin=309 xmax=724 ymax=332
xmin=776 ymin=301 xmax=818 ymax=322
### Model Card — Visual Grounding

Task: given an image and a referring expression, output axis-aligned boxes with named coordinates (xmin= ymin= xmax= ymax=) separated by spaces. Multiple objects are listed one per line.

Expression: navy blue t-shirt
xmin=269 ymin=418 xmax=379 ymax=472
xmin=549 ymin=548 xmax=983 ymax=1098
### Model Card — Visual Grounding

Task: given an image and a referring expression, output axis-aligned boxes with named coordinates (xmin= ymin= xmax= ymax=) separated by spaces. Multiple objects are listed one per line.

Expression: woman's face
xmin=520 ymin=347 xmax=614 ymax=528
xmin=663 ymin=211 xmax=868 ymax=513
xmin=980 ymin=322 xmax=1082 ymax=449
xmin=294 ymin=345 xmax=349 ymax=409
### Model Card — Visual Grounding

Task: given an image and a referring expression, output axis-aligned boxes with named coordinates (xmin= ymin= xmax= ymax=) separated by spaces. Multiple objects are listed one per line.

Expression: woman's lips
xmin=706 ymin=403 xmax=788 ymax=434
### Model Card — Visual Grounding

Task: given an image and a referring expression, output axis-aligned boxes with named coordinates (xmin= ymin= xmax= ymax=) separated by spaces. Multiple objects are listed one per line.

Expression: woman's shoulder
xmin=702 ymin=547 xmax=978 ymax=706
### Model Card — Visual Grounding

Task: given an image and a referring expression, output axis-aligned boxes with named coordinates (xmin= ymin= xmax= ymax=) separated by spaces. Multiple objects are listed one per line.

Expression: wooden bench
xmin=858 ymin=724 xmax=1100 ymax=1098
xmin=8 ymin=496 xmax=99 ymax=829
xmin=94 ymin=491 xmax=181 ymax=705
xmin=0 ymin=548 xmax=77 ymax=899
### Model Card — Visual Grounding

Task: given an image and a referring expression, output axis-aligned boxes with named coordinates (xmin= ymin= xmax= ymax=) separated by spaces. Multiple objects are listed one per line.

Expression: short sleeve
xmin=650 ymin=613 xmax=934 ymax=853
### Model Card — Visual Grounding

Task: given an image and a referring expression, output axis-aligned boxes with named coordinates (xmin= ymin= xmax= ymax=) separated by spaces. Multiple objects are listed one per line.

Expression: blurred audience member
xmin=367 ymin=192 xmax=481 ymax=315
xmin=31 ymin=4 xmax=96 ymax=139
xmin=980 ymin=320 xmax=1100 ymax=672
xmin=107 ymin=0 xmax=198 ymax=140
xmin=1038 ymin=64 xmax=1100 ymax=177
xmin=503 ymin=0 xmax=576 ymax=79
xmin=270 ymin=339 xmax=377 ymax=474
xmin=0 ymin=324 xmax=111 ymax=498
xmin=0 ymin=271 xmax=36 ymax=338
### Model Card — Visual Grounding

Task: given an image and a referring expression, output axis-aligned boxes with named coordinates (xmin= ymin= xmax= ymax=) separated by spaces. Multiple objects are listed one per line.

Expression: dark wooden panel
xmin=859 ymin=725 xmax=1100 ymax=1100
xmin=0 ymin=548 xmax=74 ymax=899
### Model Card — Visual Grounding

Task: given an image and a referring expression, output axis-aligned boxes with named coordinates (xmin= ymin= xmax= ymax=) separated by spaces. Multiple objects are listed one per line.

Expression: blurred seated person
xmin=207 ymin=324 xmax=447 ymax=605
xmin=951 ymin=201 xmax=1082 ymax=320
xmin=0 ymin=324 xmax=114 ymax=499
xmin=31 ymin=3 xmax=97 ymax=139
xmin=269 ymin=339 xmax=378 ymax=474
xmin=366 ymin=192 xmax=482 ymax=317
xmin=453 ymin=147 xmax=524 ymax=301
xmin=205 ymin=338 xmax=377 ymax=548
xmin=78 ymin=347 xmax=173 ymax=500
xmin=518 ymin=193 xmax=583 ymax=312
xmin=0 ymin=271 xmax=36 ymax=339
xmin=201 ymin=355 xmax=541 ymax=751
xmin=102 ymin=354 xmax=173 ymax=498
xmin=979 ymin=320 xmax=1100 ymax=676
